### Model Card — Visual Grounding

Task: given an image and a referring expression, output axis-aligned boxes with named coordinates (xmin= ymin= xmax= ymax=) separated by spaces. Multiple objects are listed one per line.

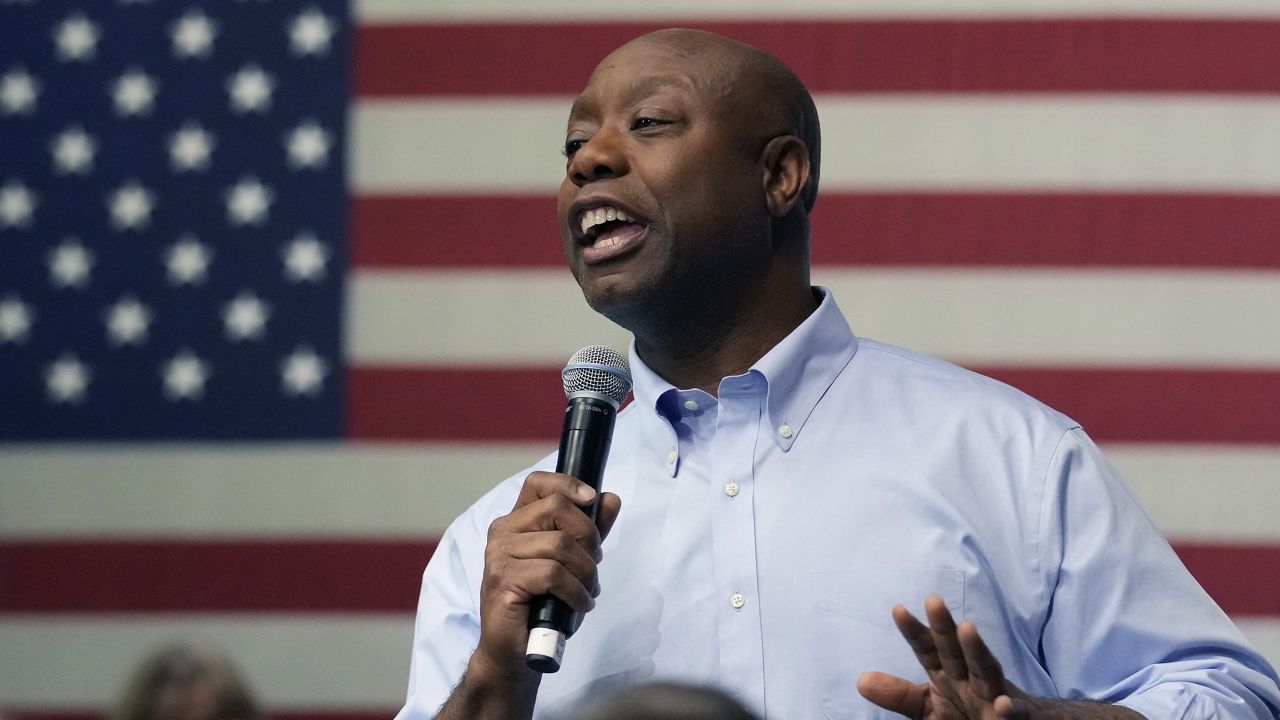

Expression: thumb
xmin=595 ymin=491 xmax=622 ymax=542
xmin=858 ymin=671 xmax=928 ymax=719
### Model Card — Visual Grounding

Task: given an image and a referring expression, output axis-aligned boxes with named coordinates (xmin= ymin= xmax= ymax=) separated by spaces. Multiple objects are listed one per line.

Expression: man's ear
xmin=760 ymin=135 xmax=811 ymax=218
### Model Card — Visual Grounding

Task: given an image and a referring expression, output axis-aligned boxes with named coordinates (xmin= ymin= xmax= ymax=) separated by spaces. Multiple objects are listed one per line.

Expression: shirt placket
xmin=710 ymin=383 xmax=766 ymax=710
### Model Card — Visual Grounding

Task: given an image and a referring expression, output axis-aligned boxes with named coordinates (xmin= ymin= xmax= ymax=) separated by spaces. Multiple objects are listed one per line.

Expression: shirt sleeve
xmin=394 ymin=515 xmax=485 ymax=720
xmin=1037 ymin=427 xmax=1280 ymax=718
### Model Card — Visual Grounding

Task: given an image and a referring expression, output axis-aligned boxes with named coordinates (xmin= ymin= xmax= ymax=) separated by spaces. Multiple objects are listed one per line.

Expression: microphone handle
xmin=525 ymin=394 xmax=617 ymax=673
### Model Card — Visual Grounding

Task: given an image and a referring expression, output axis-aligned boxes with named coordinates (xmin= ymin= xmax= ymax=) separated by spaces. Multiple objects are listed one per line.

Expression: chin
xmin=581 ymin=276 xmax=685 ymax=340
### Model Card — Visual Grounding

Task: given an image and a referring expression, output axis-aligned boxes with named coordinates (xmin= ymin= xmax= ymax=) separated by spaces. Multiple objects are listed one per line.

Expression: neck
xmin=633 ymin=282 xmax=818 ymax=395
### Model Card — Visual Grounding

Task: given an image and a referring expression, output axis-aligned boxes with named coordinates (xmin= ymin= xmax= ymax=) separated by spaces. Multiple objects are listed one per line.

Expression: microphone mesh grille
xmin=562 ymin=345 xmax=632 ymax=404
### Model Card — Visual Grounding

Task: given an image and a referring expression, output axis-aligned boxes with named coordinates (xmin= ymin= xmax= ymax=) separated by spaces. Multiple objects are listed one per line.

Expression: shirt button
xmin=666 ymin=449 xmax=677 ymax=464
xmin=724 ymin=482 xmax=739 ymax=497
xmin=730 ymin=592 xmax=746 ymax=609
xmin=778 ymin=424 xmax=794 ymax=438
xmin=683 ymin=399 xmax=699 ymax=411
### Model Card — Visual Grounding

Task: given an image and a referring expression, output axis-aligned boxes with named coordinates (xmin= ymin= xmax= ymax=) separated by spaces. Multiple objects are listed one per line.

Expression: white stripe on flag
xmin=0 ymin=615 xmax=413 ymax=708
xmin=351 ymin=97 xmax=1280 ymax=193
xmin=345 ymin=269 xmax=1280 ymax=368
xmin=2 ymin=444 xmax=1278 ymax=543
xmin=0 ymin=443 xmax=546 ymax=539
xmin=1111 ymin=444 xmax=1280 ymax=543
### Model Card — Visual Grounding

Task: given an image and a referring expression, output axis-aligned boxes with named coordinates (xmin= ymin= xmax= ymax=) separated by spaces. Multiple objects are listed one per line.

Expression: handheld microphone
xmin=525 ymin=345 xmax=632 ymax=673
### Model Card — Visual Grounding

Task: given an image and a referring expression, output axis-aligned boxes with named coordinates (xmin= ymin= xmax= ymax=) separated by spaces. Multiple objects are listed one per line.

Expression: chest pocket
xmin=811 ymin=568 xmax=965 ymax=720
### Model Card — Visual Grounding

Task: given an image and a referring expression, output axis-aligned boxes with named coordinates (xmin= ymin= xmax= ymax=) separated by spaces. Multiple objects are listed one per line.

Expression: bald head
xmin=598 ymin=29 xmax=821 ymax=212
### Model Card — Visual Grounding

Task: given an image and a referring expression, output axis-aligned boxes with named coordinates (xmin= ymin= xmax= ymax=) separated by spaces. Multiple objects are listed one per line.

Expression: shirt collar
xmin=629 ymin=287 xmax=859 ymax=451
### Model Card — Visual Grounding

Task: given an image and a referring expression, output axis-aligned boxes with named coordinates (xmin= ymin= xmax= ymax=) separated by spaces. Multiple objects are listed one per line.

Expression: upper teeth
xmin=580 ymin=206 xmax=632 ymax=235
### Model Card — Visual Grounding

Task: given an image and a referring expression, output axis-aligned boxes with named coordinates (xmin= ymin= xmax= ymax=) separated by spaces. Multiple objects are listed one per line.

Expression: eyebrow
xmin=569 ymin=74 xmax=696 ymax=121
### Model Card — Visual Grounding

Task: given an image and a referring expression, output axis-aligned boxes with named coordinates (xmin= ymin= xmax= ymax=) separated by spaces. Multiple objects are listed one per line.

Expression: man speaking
xmin=395 ymin=29 xmax=1280 ymax=720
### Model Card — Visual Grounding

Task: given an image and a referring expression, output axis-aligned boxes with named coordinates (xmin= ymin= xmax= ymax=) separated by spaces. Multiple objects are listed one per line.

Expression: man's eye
xmin=631 ymin=117 xmax=667 ymax=131
xmin=562 ymin=139 xmax=586 ymax=158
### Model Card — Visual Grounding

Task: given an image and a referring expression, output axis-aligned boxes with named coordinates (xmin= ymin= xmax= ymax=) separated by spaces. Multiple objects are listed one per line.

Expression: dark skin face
xmin=557 ymin=31 xmax=816 ymax=393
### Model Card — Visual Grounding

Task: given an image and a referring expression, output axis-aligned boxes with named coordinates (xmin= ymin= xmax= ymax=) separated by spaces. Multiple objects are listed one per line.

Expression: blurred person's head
xmin=113 ymin=642 xmax=264 ymax=720
xmin=566 ymin=682 xmax=761 ymax=720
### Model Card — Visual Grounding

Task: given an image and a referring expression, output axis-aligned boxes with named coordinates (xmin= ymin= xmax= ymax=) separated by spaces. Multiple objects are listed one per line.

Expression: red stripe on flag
xmin=0 ymin=540 xmax=434 ymax=613
xmin=2 ymin=540 xmax=1275 ymax=615
xmin=1176 ymin=543 xmax=1280 ymax=617
xmin=352 ymin=196 xmax=562 ymax=268
xmin=352 ymin=193 xmax=1280 ymax=269
xmin=347 ymin=366 xmax=1280 ymax=445
xmin=981 ymin=367 xmax=1280 ymax=445
xmin=355 ymin=20 xmax=1280 ymax=97
xmin=346 ymin=366 xmax=568 ymax=441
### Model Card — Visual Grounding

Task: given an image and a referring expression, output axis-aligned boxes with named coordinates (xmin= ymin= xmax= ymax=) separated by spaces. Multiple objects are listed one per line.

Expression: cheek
xmin=659 ymin=170 xmax=756 ymax=238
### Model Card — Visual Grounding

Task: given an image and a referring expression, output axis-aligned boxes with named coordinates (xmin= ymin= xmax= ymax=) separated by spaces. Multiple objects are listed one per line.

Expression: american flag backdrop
xmin=2 ymin=0 xmax=1279 ymax=718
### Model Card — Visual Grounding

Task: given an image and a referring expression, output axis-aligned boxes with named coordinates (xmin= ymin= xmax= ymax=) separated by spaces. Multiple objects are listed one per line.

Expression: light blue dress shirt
xmin=397 ymin=288 xmax=1280 ymax=720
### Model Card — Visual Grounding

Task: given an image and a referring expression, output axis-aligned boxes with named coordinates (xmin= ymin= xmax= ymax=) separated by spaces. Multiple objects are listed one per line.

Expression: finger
xmin=483 ymin=548 xmax=599 ymax=609
xmin=501 ymin=491 xmax=603 ymax=544
xmin=513 ymin=471 xmax=595 ymax=510
xmin=595 ymin=491 xmax=623 ymax=546
xmin=957 ymin=620 xmax=1007 ymax=702
xmin=488 ymin=491 xmax=609 ymax=576
xmin=994 ymin=695 xmax=1050 ymax=720
xmin=857 ymin=671 xmax=929 ymax=719
xmin=924 ymin=594 xmax=969 ymax=682
xmin=891 ymin=604 xmax=943 ymax=675
xmin=532 ymin=558 xmax=597 ymax=611
xmin=504 ymin=530 xmax=601 ymax=592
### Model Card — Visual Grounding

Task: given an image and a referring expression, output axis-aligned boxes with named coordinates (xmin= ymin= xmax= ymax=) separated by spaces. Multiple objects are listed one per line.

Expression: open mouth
xmin=578 ymin=205 xmax=648 ymax=264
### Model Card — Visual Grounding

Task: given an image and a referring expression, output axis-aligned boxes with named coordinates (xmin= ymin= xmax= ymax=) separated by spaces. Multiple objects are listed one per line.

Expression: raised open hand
xmin=858 ymin=594 xmax=1022 ymax=719
xmin=858 ymin=596 xmax=1141 ymax=720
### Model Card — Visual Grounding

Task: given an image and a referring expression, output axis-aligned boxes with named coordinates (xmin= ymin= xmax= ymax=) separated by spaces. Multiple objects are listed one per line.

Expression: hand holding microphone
xmin=525 ymin=346 xmax=632 ymax=672
xmin=469 ymin=346 xmax=632 ymax=687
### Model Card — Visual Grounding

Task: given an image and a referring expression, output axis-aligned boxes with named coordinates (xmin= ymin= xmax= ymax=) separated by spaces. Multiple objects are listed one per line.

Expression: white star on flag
xmin=0 ymin=294 xmax=34 ymax=344
xmin=48 ymin=238 xmax=94 ymax=289
xmin=50 ymin=126 xmax=97 ymax=175
xmin=107 ymin=181 xmax=155 ymax=231
xmin=104 ymin=296 xmax=153 ymax=346
xmin=285 ymin=120 xmax=332 ymax=170
xmin=170 ymin=10 xmax=217 ymax=59
xmin=282 ymin=232 xmax=329 ymax=282
xmin=0 ymin=179 xmax=37 ymax=229
xmin=223 ymin=291 xmax=270 ymax=341
xmin=289 ymin=8 xmax=336 ymax=57
xmin=225 ymin=176 xmax=272 ymax=226
xmin=280 ymin=346 xmax=328 ymax=397
xmin=111 ymin=68 xmax=158 ymax=117
xmin=227 ymin=64 xmax=274 ymax=113
xmin=165 ymin=235 xmax=212 ymax=286
xmin=0 ymin=67 xmax=39 ymax=115
xmin=169 ymin=122 xmax=215 ymax=172
xmin=162 ymin=350 xmax=210 ymax=401
xmin=54 ymin=13 xmax=101 ymax=62
xmin=45 ymin=354 xmax=91 ymax=404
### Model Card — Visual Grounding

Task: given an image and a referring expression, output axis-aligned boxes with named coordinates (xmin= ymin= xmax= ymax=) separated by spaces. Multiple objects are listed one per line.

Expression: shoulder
xmin=852 ymin=337 xmax=1079 ymax=431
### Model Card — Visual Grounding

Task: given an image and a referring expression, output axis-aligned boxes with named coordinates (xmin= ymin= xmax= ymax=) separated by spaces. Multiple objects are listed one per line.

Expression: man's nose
xmin=569 ymin=128 xmax=628 ymax=186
